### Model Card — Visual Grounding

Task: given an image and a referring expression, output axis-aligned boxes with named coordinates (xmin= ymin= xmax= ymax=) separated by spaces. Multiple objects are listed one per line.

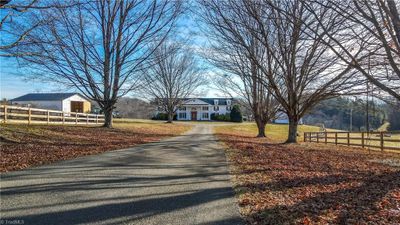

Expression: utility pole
xmin=366 ymin=55 xmax=370 ymax=133
xmin=366 ymin=82 xmax=370 ymax=132
xmin=350 ymin=108 xmax=353 ymax=132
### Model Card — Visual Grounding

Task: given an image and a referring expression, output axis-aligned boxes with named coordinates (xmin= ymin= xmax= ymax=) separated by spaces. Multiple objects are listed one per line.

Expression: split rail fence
xmin=0 ymin=105 xmax=104 ymax=125
xmin=304 ymin=131 xmax=400 ymax=152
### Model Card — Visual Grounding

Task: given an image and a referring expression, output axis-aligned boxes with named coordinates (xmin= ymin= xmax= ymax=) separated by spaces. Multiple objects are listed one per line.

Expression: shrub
xmin=152 ymin=113 xmax=177 ymax=120
xmin=230 ymin=105 xmax=243 ymax=122
xmin=211 ymin=113 xmax=231 ymax=121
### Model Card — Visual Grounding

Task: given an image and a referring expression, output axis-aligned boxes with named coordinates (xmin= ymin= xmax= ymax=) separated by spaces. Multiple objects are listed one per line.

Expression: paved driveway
xmin=0 ymin=125 xmax=242 ymax=225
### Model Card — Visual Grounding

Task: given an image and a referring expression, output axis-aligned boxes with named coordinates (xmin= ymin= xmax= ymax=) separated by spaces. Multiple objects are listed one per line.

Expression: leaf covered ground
xmin=0 ymin=122 xmax=190 ymax=172
xmin=215 ymin=124 xmax=400 ymax=225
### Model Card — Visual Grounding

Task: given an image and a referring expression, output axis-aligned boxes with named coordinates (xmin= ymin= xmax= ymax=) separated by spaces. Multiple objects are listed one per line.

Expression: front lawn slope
xmin=0 ymin=122 xmax=190 ymax=172
xmin=215 ymin=124 xmax=400 ymax=225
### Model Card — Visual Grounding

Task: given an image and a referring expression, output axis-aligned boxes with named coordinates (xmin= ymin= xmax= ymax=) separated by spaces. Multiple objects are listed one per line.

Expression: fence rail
xmin=304 ymin=131 xmax=400 ymax=152
xmin=0 ymin=105 xmax=104 ymax=125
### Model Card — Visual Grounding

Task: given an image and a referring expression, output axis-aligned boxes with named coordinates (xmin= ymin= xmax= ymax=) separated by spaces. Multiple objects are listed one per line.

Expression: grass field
xmin=215 ymin=123 xmax=400 ymax=151
xmin=214 ymin=123 xmax=400 ymax=224
xmin=215 ymin=123 xmax=330 ymax=142
xmin=0 ymin=121 xmax=191 ymax=172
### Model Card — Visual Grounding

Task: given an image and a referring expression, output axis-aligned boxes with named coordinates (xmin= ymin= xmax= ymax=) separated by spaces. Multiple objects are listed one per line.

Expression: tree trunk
xmin=255 ymin=119 xmax=266 ymax=137
xmin=103 ymin=107 xmax=113 ymax=128
xmin=387 ymin=0 xmax=400 ymax=45
xmin=167 ymin=112 xmax=173 ymax=123
xmin=286 ymin=117 xmax=298 ymax=143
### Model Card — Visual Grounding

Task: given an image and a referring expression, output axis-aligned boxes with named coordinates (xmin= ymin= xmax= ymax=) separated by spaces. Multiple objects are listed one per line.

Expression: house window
xmin=202 ymin=113 xmax=209 ymax=119
xmin=178 ymin=106 xmax=186 ymax=111
xmin=214 ymin=106 xmax=219 ymax=111
xmin=226 ymin=106 xmax=231 ymax=111
xmin=227 ymin=100 xmax=231 ymax=105
xmin=214 ymin=100 xmax=219 ymax=105
xmin=179 ymin=112 xmax=186 ymax=119
xmin=202 ymin=106 xmax=208 ymax=111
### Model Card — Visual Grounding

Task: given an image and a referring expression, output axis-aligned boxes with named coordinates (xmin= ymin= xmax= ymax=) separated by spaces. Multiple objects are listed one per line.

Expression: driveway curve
xmin=0 ymin=125 xmax=243 ymax=225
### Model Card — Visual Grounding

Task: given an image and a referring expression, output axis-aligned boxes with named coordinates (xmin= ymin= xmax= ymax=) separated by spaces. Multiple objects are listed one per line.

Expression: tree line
xmin=1 ymin=0 xmax=399 ymax=143
xmin=303 ymin=97 xmax=400 ymax=131
xmin=199 ymin=0 xmax=399 ymax=142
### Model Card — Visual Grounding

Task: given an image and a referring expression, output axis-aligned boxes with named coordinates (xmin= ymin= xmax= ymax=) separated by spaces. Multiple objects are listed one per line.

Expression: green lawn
xmin=217 ymin=123 xmax=328 ymax=142
xmin=215 ymin=122 xmax=400 ymax=152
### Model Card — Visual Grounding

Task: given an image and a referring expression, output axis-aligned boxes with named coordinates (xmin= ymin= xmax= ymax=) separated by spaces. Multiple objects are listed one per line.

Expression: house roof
xmin=183 ymin=98 xmax=234 ymax=105
xmin=11 ymin=93 xmax=88 ymax=101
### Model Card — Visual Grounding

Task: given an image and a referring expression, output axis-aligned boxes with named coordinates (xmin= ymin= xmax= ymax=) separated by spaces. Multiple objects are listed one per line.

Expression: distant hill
xmin=114 ymin=97 xmax=156 ymax=119
xmin=303 ymin=97 xmax=389 ymax=131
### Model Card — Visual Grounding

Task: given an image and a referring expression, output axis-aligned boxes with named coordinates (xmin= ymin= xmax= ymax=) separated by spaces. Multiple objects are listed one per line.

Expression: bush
xmin=211 ymin=113 xmax=231 ymax=121
xmin=151 ymin=113 xmax=177 ymax=120
xmin=230 ymin=105 xmax=243 ymax=122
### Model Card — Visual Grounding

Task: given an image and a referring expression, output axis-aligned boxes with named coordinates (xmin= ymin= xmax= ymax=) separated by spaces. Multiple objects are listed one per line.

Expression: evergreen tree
xmin=230 ymin=105 xmax=243 ymax=122
xmin=387 ymin=103 xmax=400 ymax=131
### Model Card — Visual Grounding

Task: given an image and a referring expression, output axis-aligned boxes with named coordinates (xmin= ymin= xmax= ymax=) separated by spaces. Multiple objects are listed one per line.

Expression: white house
xmin=11 ymin=93 xmax=91 ymax=113
xmin=158 ymin=98 xmax=235 ymax=121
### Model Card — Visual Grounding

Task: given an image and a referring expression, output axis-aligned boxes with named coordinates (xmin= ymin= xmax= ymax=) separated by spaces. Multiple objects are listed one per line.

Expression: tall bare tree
xmin=306 ymin=0 xmax=400 ymax=101
xmin=0 ymin=0 xmax=76 ymax=56
xmin=142 ymin=41 xmax=206 ymax=123
xmin=200 ymin=0 xmax=362 ymax=143
xmin=210 ymin=38 xmax=280 ymax=137
xmin=10 ymin=0 xmax=182 ymax=127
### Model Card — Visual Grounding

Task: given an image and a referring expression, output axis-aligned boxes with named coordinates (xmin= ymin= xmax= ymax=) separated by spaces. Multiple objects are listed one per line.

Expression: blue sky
xmin=0 ymin=58 xmax=55 ymax=99
xmin=0 ymin=57 xmax=222 ymax=100
xmin=0 ymin=11 xmax=225 ymax=100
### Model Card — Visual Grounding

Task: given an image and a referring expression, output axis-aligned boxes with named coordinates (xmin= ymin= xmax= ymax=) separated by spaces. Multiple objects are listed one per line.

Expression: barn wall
xmin=12 ymin=100 xmax=62 ymax=111
xmin=83 ymin=101 xmax=91 ymax=113
xmin=63 ymin=95 xmax=91 ymax=112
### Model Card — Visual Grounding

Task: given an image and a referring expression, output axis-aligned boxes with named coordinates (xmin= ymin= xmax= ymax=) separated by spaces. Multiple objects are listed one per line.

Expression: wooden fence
xmin=0 ymin=105 xmax=104 ymax=125
xmin=304 ymin=131 xmax=400 ymax=152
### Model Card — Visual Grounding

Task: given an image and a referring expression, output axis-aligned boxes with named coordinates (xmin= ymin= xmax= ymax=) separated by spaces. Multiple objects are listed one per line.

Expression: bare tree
xmin=306 ymin=0 xmax=400 ymax=101
xmin=0 ymin=0 xmax=77 ymax=56
xmin=141 ymin=41 xmax=207 ymax=123
xmin=10 ymin=0 xmax=182 ymax=128
xmin=198 ymin=1 xmax=280 ymax=137
xmin=114 ymin=97 xmax=156 ymax=119
xmin=200 ymin=0 xmax=362 ymax=143
xmin=210 ymin=38 xmax=280 ymax=137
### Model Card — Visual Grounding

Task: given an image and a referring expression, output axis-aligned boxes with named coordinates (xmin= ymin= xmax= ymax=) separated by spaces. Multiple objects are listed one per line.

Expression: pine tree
xmin=230 ymin=105 xmax=243 ymax=122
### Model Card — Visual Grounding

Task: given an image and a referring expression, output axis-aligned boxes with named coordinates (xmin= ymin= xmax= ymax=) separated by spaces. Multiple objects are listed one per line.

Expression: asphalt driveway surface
xmin=0 ymin=125 xmax=242 ymax=225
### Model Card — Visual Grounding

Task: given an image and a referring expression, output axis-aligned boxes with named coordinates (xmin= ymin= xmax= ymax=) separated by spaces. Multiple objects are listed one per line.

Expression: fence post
xmin=361 ymin=132 xmax=364 ymax=148
xmin=96 ymin=115 xmax=98 ymax=124
xmin=4 ymin=105 xmax=7 ymax=123
xmin=380 ymin=132 xmax=384 ymax=151
xmin=75 ymin=113 xmax=78 ymax=124
xmin=304 ymin=133 xmax=307 ymax=142
xmin=28 ymin=107 xmax=31 ymax=125
xmin=86 ymin=114 xmax=89 ymax=124
xmin=317 ymin=132 xmax=319 ymax=143
xmin=325 ymin=132 xmax=328 ymax=144
xmin=347 ymin=132 xmax=350 ymax=146
xmin=335 ymin=132 xmax=338 ymax=145
xmin=47 ymin=110 xmax=50 ymax=124
xmin=62 ymin=112 xmax=65 ymax=125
